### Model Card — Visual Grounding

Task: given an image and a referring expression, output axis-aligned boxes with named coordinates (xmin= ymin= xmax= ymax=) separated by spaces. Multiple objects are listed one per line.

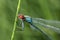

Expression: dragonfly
xmin=17 ymin=14 xmax=60 ymax=40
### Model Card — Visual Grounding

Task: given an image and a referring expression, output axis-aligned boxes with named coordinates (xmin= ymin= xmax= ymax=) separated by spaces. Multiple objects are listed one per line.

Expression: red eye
xmin=18 ymin=15 xmax=25 ymax=19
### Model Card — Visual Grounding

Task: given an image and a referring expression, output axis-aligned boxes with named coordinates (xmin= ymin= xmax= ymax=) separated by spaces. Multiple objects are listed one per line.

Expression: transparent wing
xmin=29 ymin=23 xmax=52 ymax=40
xmin=32 ymin=18 xmax=60 ymax=33
xmin=21 ymin=20 xmax=24 ymax=31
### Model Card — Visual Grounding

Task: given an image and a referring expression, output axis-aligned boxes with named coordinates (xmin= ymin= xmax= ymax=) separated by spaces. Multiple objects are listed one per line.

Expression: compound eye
xmin=18 ymin=15 xmax=25 ymax=20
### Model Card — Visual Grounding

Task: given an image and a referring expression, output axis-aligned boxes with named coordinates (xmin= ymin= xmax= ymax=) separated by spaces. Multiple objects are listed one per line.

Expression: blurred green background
xmin=0 ymin=0 xmax=60 ymax=40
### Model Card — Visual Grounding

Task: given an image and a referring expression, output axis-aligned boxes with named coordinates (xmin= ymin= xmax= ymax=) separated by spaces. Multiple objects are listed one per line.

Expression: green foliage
xmin=0 ymin=0 xmax=60 ymax=40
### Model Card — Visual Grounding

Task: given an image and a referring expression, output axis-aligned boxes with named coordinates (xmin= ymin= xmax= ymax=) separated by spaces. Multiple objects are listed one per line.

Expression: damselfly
xmin=17 ymin=14 xmax=60 ymax=33
xmin=16 ymin=14 xmax=60 ymax=40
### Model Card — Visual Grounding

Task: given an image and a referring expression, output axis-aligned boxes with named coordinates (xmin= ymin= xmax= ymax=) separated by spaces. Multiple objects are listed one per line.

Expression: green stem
xmin=10 ymin=0 xmax=21 ymax=40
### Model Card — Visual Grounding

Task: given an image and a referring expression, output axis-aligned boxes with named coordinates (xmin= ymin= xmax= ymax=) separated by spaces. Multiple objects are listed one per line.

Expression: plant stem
xmin=11 ymin=0 xmax=21 ymax=40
